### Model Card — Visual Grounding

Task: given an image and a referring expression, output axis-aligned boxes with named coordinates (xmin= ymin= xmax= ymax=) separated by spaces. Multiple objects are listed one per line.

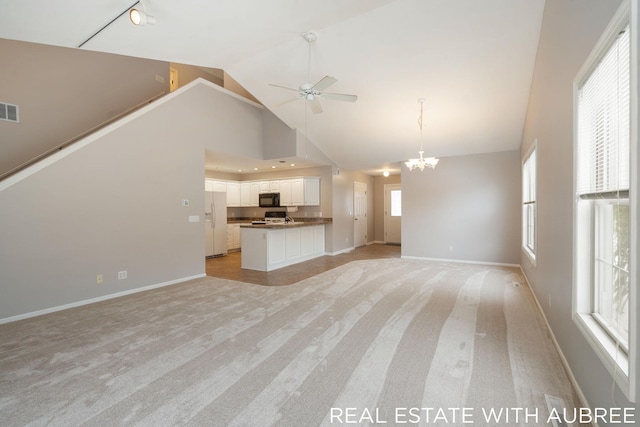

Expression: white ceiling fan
xmin=269 ymin=32 xmax=358 ymax=114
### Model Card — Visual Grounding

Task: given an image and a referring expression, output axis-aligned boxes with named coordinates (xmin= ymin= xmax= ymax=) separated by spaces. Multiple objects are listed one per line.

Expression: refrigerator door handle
xmin=212 ymin=203 xmax=216 ymax=228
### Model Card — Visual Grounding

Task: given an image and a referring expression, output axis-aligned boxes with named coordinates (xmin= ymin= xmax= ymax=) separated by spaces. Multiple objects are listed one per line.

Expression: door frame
xmin=353 ymin=181 xmax=368 ymax=247
xmin=384 ymin=184 xmax=402 ymax=244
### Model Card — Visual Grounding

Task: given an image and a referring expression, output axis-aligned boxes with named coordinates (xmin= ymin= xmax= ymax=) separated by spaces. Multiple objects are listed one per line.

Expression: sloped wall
xmin=0 ymin=80 xmax=265 ymax=320
xmin=0 ymin=39 xmax=169 ymax=178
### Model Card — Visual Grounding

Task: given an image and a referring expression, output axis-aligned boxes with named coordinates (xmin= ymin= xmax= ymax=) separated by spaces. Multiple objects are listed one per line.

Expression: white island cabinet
xmin=240 ymin=224 xmax=325 ymax=271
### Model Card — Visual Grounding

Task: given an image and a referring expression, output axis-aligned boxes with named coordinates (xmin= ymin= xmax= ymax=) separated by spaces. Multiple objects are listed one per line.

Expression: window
xmin=390 ymin=189 xmax=402 ymax=217
xmin=522 ymin=143 xmax=537 ymax=262
xmin=573 ymin=0 xmax=636 ymax=401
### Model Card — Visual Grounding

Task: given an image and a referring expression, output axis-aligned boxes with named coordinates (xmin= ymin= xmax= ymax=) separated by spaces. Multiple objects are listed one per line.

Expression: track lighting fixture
xmin=130 ymin=7 xmax=155 ymax=25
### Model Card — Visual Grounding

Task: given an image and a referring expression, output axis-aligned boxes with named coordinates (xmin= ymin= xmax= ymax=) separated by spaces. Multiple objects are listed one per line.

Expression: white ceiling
xmin=0 ymin=0 xmax=545 ymax=175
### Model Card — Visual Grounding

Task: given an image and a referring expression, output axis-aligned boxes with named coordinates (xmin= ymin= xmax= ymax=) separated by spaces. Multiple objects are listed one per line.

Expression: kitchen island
xmin=240 ymin=221 xmax=329 ymax=271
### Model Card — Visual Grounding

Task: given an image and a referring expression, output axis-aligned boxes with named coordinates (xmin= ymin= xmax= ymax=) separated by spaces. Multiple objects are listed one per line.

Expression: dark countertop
xmin=239 ymin=219 xmax=332 ymax=229
xmin=229 ymin=217 xmax=331 ymax=224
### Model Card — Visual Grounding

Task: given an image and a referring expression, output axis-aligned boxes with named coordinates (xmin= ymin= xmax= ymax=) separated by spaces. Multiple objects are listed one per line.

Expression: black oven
xmin=259 ymin=192 xmax=280 ymax=208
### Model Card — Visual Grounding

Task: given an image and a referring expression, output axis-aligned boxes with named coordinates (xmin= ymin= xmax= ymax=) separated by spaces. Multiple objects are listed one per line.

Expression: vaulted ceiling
xmin=0 ymin=0 xmax=545 ymax=175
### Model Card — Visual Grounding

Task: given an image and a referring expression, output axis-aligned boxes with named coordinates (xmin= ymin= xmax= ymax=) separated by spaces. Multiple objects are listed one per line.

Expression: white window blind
xmin=522 ymin=147 xmax=536 ymax=256
xmin=577 ymin=25 xmax=630 ymax=197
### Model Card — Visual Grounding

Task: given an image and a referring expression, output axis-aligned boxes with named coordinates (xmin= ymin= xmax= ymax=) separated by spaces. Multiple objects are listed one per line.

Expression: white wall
xmin=520 ymin=0 xmax=639 ymax=413
xmin=0 ymin=80 xmax=266 ymax=320
xmin=401 ymin=150 xmax=521 ymax=265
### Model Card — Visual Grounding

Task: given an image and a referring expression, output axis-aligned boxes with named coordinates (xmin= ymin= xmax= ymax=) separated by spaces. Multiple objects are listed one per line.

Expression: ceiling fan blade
xmin=312 ymin=76 xmax=337 ymax=91
xmin=308 ymin=99 xmax=323 ymax=114
xmin=322 ymin=92 xmax=358 ymax=102
xmin=268 ymin=83 xmax=300 ymax=93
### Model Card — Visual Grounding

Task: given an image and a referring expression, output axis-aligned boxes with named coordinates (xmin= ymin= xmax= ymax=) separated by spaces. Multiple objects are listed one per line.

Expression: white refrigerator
xmin=205 ymin=191 xmax=227 ymax=257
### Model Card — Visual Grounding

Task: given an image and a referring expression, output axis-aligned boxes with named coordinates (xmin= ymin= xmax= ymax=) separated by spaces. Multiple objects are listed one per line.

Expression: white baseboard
xmin=327 ymin=246 xmax=355 ymax=256
xmin=401 ymin=255 xmax=520 ymax=268
xmin=0 ymin=274 xmax=207 ymax=325
xmin=519 ymin=268 xmax=595 ymax=427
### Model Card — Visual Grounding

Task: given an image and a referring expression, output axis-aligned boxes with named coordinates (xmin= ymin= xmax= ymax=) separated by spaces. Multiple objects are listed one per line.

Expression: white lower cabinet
xmin=241 ymin=225 xmax=325 ymax=271
xmin=300 ymin=226 xmax=314 ymax=257
xmin=227 ymin=224 xmax=241 ymax=251
xmin=268 ymin=230 xmax=286 ymax=266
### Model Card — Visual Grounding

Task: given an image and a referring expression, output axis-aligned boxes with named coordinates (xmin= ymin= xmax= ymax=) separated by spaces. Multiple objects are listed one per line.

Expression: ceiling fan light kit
xmin=269 ymin=32 xmax=357 ymax=114
xmin=405 ymin=98 xmax=439 ymax=171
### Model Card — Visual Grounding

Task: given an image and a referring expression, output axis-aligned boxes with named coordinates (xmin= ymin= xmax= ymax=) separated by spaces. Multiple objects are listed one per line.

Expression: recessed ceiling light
xmin=271 ymin=166 xmax=276 ymax=169
xmin=254 ymin=167 xmax=258 ymax=171
xmin=383 ymin=170 xmax=390 ymax=177
xmin=290 ymin=163 xmax=295 ymax=167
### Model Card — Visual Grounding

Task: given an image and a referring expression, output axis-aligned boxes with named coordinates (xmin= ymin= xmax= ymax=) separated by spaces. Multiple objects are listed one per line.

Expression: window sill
xmin=573 ymin=312 xmax=632 ymax=400
xmin=522 ymin=246 xmax=537 ymax=267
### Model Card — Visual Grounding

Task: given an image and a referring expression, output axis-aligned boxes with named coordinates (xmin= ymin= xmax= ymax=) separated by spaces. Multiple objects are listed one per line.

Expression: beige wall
xmin=519 ymin=0 xmax=638 ymax=411
xmin=0 ymin=39 xmax=170 ymax=178
xmin=330 ymin=169 xmax=375 ymax=254
xmin=169 ymin=63 xmax=224 ymax=89
xmin=0 ymin=85 xmax=209 ymax=319
xmin=0 ymin=80 xmax=268 ymax=320
xmin=401 ymin=150 xmax=521 ymax=265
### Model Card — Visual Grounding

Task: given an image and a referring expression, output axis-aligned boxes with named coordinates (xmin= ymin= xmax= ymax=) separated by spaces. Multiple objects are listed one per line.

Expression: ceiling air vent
xmin=0 ymin=102 xmax=19 ymax=123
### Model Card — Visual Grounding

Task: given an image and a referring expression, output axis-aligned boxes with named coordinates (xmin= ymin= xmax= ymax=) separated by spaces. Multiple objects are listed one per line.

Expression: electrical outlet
xmin=182 ymin=199 xmax=190 ymax=207
xmin=448 ymin=245 xmax=454 ymax=252
xmin=118 ymin=271 xmax=127 ymax=280
xmin=96 ymin=274 xmax=103 ymax=284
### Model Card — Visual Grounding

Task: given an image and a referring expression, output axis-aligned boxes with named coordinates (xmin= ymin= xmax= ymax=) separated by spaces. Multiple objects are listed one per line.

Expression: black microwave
xmin=259 ymin=192 xmax=280 ymax=207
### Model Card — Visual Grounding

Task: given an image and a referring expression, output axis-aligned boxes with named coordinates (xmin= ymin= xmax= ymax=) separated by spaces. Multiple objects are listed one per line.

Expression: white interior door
xmin=354 ymin=181 xmax=367 ymax=247
xmin=385 ymin=184 xmax=402 ymax=244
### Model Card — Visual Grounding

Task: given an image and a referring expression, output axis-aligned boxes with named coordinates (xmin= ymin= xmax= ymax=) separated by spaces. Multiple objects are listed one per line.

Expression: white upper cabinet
xmin=291 ymin=178 xmax=304 ymax=206
xmin=205 ymin=176 xmax=320 ymax=207
xmin=213 ymin=181 xmax=227 ymax=193
xmin=226 ymin=182 xmax=240 ymax=207
xmin=240 ymin=182 xmax=251 ymax=206
xmin=303 ymin=177 xmax=320 ymax=206
xmin=241 ymin=181 xmax=260 ymax=206
xmin=279 ymin=179 xmax=293 ymax=206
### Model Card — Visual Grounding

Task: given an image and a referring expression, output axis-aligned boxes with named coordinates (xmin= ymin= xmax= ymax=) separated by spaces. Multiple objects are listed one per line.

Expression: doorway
xmin=354 ymin=181 xmax=367 ymax=247
xmin=384 ymin=184 xmax=402 ymax=244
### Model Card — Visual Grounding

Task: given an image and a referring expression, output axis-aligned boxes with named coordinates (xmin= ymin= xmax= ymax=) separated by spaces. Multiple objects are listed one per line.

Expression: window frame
xmin=522 ymin=141 xmax=537 ymax=264
xmin=572 ymin=0 xmax=637 ymax=402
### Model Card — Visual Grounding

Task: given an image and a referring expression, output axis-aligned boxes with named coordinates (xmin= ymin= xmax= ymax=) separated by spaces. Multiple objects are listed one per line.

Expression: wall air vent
xmin=0 ymin=102 xmax=19 ymax=123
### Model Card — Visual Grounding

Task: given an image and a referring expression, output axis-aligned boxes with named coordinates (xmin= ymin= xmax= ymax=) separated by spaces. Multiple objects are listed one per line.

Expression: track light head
xmin=130 ymin=8 xmax=155 ymax=25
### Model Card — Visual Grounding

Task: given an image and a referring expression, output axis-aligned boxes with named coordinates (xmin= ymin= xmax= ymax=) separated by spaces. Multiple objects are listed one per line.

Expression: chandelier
xmin=405 ymin=98 xmax=439 ymax=171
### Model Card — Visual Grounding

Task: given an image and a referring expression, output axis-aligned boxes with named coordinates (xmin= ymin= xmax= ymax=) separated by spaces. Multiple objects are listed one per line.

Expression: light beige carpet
xmin=0 ymin=259 xmax=584 ymax=426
